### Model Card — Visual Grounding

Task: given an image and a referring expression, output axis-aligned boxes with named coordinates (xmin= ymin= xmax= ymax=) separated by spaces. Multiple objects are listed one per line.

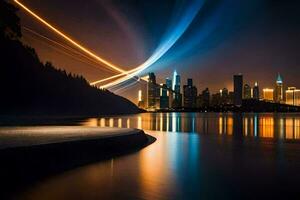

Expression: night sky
xmin=14 ymin=0 xmax=300 ymax=103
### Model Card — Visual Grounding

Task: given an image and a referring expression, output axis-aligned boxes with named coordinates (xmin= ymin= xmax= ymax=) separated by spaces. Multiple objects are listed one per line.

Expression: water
xmin=13 ymin=113 xmax=300 ymax=199
xmin=82 ymin=112 xmax=300 ymax=140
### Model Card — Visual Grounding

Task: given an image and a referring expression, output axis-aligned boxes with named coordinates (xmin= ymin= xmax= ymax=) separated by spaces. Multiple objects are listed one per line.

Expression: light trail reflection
xmin=82 ymin=113 xmax=300 ymax=141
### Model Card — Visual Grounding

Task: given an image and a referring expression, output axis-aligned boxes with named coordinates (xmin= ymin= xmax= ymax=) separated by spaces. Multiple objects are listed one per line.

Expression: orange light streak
xmin=14 ymin=0 xmax=126 ymax=74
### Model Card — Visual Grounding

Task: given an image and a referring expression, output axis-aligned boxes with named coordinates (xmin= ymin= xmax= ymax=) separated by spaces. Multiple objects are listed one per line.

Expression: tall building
xmin=166 ymin=77 xmax=173 ymax=108
xmin=183 ymin=78 xmax=197 ymax=108
xmin=233 ymin=74 xmax=243 ymax=106
xmin=275 ymin=73 xmax=283 ymax=103
xmin=220 ymin=88 xmax=229 ymax=104
xmin=166 ymin=77 xmax=172 ymax=90
xmin=173 ymin=72 xmax=182 ymax=108
xmin=137 ymin=90 xmax=145 ymax=109
xmin=147 ymin=72 xmax=160 ymax=109
xmin=172 ymin=70 xmax=178 ymax=91
xmin=253 ymin=81 xmax=260 ymax=100
xmin=263 ymin=88 xmax=274 ymax=102
xmin=286 ymin=87 xmax=300 ymax=106
xmin=243 ymin=84 xmax=251 ymax=99
xmin=160 ymin=84 xmax=169 ymax=109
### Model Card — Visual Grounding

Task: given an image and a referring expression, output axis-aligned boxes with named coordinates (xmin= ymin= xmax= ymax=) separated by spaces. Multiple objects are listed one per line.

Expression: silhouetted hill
xmin=0 ymin=38 xmax=139 ymax=115
xmin=0 ymin=1 xmax=139 ymax=116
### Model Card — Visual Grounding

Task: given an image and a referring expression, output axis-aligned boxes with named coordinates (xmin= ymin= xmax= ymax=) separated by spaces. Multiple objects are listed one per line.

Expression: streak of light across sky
xmin=14 ymin=0 xmax=126 ymax=74
xmin=15 ymin=0 xmax=206 ymax=89
xmin=97 ymin=0 xmax=206 ymax=89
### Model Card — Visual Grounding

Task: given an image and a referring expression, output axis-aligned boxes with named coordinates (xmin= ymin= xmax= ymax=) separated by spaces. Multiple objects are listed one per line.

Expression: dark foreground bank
xmin=0 ymin=127 xmax=155 ymax=199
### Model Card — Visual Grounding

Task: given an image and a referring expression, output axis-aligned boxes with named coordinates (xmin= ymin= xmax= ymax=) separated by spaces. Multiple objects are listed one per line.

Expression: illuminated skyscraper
xmin=166 ymin=78 xmax=172 ymax=90
xmin=233 ymin=74 xmax=243 ymax=106
xmin=243 ymin=84 xmax=251 ymax=99
xmin=183 ymin=78 xmax=197 ymax=108
xmin=172 ymin=71 xmax=182 ymax=108
xmin=263 ymin=88 xmax=274 ymax=102
xmin=138 ymin=90 xmax=145 ymax=109
xmin=147 ymin=72 xmax=160 ymax=109
xmin=286 ymin=87 xmax=300 ymax=106
xmin=160 ymin=84 xmax=169 ymax=109
xmin=253 ymin=81 xmax=260 ymax=100
xmin=172 ymin=70 xmax=177 ymax=91
xmin=275 ymin=73 xmax=283 ymax=103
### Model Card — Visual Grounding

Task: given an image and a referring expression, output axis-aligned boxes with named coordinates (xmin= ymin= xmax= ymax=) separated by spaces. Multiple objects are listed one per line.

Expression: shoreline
xmin=0 ymin=127 xmax=155 ymax=199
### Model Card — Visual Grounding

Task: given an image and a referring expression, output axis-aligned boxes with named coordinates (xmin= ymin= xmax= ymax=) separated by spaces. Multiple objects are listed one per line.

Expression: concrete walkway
xmin=0 ymin=126 xmax=143 ymax=149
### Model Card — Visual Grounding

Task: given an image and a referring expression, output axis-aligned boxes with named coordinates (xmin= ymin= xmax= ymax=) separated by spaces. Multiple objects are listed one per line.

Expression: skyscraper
xmin=233 ymin=74 xmax=243 ymax=106
xmin=275 ymin=73 xmax=283 ymax=103
xmin=183 ymin=78 xmax=197 ymax=108
xmin=253 ymin=81 xmax=260 ymax=100
xmin=160 ymin=84 xmax=169 ymax=109
xmin=243 ymin=84 xmax=252 ymax=99
xmin=166 ymin=77 xmax=172 ymax=90
xmin=220 ymin=88 xmax=229 ymax=104
xmin=173 ymin=72 xmax=182 ymax=108
xmin=147 ymin=72 xmax=160 ymax=109
xmin=137 ymin=90 xmax=145 ymax=109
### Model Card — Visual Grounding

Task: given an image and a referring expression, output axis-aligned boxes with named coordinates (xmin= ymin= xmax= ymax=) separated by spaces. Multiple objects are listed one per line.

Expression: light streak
xmin=23 ymin=27 xmax=118 ymax=73
xmin=97 ymin=0 xmax=206 ymax=88
xmin=14 ymin=0 xmax=126 ymax=74
xmin=16 ymin=0 xmax=205 ymax=89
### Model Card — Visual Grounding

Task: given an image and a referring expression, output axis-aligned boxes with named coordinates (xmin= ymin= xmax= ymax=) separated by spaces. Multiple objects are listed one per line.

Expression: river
xmin=13 ymin=113 xmax=300 ymax=199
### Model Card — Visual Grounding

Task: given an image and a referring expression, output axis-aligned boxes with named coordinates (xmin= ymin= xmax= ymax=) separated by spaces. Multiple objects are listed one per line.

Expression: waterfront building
xmin=275 ymin=73 xmax=283 ymax=103
xmin=183 ymin=78 xmax=197 ymax=108
xmin=233 ymin=74 xmax=243 ymax=106
xmin=173 ymin=72 xmax=182 ymax=108
xmin=253 ymin=81 xmax=260 ymax=100
xmin=147 ymin=72 xmax=160 ymax=109
xmin=137 ymin=90 xmax=145 ymax=109
xmin=286 ymin=87 xmax=300 ymax=106
xmin=243 ymin=84 xmax=251 ymax=99
xmin=160 ymin=84 xmax=169 ymax=109
xmin=263 ymin=88 xmax=274 ymax=102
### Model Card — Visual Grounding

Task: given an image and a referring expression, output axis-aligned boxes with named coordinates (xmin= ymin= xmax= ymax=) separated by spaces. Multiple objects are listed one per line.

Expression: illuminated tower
xmin=275 ymin=73 xmax=283 ymax=103
xmin=172 ymin=70 xmax=178 ymax=91
xmin=253 ymin=82 xmax=259 ymax=100
xmin=233 ymin=74 xmax=243 ymax=106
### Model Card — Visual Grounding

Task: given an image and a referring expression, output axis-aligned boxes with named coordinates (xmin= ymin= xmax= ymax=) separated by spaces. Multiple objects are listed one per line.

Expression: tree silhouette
xmin=0 ymin=1 xmax=139 ymax=116
xmin=0 ymin=0 xmax=21 ymax=39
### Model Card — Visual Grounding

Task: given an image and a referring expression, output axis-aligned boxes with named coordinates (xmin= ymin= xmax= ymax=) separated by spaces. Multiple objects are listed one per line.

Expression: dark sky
xmin=13 ymin=0 xmax=300 ymax=103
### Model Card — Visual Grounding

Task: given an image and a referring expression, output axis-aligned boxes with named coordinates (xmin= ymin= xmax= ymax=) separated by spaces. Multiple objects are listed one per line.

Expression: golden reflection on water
xmin=81 ymin=113 xmax=300 ymax=140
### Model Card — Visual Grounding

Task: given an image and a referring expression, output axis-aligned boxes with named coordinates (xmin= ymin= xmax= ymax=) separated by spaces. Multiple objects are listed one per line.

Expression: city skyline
xmin=139 ymin=70 xmax=300 ymax=110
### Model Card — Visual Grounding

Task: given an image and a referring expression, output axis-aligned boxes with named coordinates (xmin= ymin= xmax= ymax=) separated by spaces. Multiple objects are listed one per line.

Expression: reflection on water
xmin=14 ymin=113 xmax=300 ymax=199
xmin=82 ymin=113 xmax=300 ymax=140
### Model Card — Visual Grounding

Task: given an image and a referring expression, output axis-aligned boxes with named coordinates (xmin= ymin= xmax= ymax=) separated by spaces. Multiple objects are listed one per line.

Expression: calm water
xmin=15 ymin=113 xmax=300 ymax=199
